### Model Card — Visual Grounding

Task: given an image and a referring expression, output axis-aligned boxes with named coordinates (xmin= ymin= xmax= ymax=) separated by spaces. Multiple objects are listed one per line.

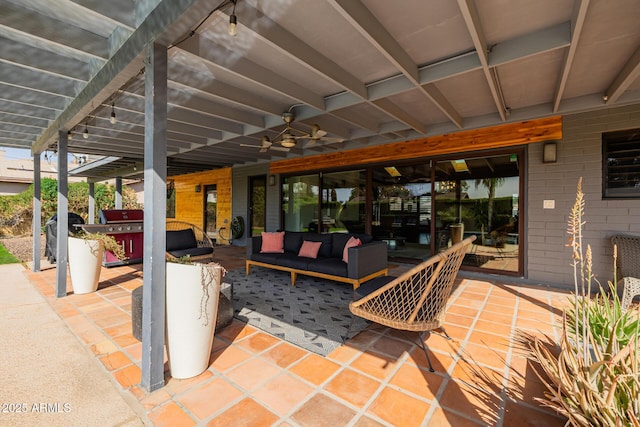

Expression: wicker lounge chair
xmin=166 ymin=221 xmax=215 ymax=262
xmin=349 ymin=235 xmax=476 ymax=372
xmin=611 ymin=235 xmax=640 ymax=310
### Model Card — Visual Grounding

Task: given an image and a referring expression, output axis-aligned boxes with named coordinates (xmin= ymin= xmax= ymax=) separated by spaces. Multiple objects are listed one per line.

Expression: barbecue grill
xmin=79 ymin=209 xmax=144 ymax=267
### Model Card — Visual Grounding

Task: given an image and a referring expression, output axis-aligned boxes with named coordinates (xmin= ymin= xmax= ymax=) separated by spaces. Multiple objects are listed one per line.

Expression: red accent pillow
xmin=298 ymin=240 xmax=322 ymax=259
xmin=343 ymin=236 xmax=362 ymax=263
xmin=260 ymin=231 xmax=285 ymax=253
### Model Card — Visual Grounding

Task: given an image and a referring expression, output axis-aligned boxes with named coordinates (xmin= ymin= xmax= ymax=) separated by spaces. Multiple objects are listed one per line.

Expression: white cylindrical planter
xmin=68 ymin=236 xmax=104 ymax=294
xmin=166 ymin=262 xmax=222 ymax=379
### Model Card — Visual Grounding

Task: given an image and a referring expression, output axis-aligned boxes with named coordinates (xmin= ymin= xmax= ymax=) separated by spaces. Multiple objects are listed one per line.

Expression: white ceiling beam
xmin=0 ymin=98 xmax=59 ymax=120
xmin=68 ymin=156 xmax=121 ymax=175
xmin=0 ymin=23 xmax=103 ymax=64
xmin=0 ymin=2 xmax=110 ymax=59
xmin=0 ymin=61 xmax=79 ymax=98
xmin=0 ymin=83 xmax=69 ymax=111
xmin=167 ymin=63 xmax=283 ymax=116
xmin=0 ymin=111 xmax=49 ymax=128
xmin=331 ymin=0 xmax=418 ymax=83
xmin=331 ymin=0 xmax=462 ymax=129
xmin=165 ymin=81 xmax=263 ymax=128
xmin=491 ymin=22 xmax=571 ymax=67
xmin=69 ymin=0 xmax=137 ymax=29
xmin=0 ymin=37 xmax=92 ymax=82
xmin=232 ymin=4 xmax=367 ymax=100
xmin=372 ymin=98 xmax=426 ymax=134
xmin=553 ymin=0 xmax=590 ymax=112
xmin=457 ymin=0 xmax=507 ymax=121
xmin=33 ymin=0 xmax=221 ymax=154
xmin=176 ymin=33 xmax=324 ymax=110
xmin=605 ymin=45 xmax=640 ymax=104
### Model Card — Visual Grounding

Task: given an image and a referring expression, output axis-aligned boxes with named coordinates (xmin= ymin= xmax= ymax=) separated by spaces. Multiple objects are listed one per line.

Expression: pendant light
xmin=110 ymin=103 xmax=117 ymax=124
xmin=228 ymin=0 xmax=238 ymax=36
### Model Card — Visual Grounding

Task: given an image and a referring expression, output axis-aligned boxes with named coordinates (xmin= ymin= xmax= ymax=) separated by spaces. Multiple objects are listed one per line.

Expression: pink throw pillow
xmin=342 ymin=236 xmax=362 ymax=263
xmin=298 ymin=240 xmax=322 ymax=259
xmin=260 ymin=231 xmax=285 ymax=253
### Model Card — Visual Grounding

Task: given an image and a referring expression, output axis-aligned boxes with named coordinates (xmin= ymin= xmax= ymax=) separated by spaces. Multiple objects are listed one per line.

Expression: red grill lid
xmin=99 ymin=209 xmax=144 ymax=224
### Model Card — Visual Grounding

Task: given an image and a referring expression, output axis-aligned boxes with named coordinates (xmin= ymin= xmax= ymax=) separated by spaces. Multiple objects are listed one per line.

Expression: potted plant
xmin=526 ymin=178 xmax=639 ymax=425
xmin=68 ymin=232 xmax=126 ymax=294
xmin=165 ymin=256 xmax=226 ymax=379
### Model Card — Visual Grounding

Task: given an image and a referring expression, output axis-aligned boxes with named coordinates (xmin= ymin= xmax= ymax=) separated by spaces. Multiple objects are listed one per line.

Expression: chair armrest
xmin=347 ymin=241 xmax=388 ymax=279
xmin=247 ymin=236 xmax=262 ymax=257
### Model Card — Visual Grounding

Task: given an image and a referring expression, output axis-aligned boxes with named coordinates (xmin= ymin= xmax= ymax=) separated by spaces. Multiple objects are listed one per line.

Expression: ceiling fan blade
xmin=271 ymin=146 xmax=290 ymax=152
xmin=322 ymin=137 xmax=344 ymax=143
xmin=310 ymin=124 xmax=327 ymax=138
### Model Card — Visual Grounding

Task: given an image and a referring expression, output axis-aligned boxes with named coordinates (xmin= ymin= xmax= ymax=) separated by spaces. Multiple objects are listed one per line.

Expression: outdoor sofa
xmin=246 ymin=231 xmax=388 ymax=289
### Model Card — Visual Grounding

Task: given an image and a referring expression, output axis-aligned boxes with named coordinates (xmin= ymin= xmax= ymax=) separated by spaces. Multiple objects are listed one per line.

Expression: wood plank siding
xmin=171 ymin=167 xmax=232 ymax=243
xmin=270 ymin=117 xmax=562 ymax=175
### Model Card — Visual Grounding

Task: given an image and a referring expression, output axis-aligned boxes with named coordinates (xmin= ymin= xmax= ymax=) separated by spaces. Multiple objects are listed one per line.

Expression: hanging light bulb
xmin=83 ymin=123 xmax=89 ymax=139
xmin=110 ymin=103 xmax=117 ymax=124
xmin=67 ymin=130 xmax=73 ymax=140
xmin=228 ymin=0 xmax=238 ymax=36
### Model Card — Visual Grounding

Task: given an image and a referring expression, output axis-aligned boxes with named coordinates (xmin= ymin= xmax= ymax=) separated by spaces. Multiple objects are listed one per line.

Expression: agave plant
xmin=528 ymin=178 xmax=640 ymax=426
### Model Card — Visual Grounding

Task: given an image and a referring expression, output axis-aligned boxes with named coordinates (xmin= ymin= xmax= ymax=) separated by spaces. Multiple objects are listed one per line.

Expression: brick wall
xmin=526 ymin=104 xmax=640 ymax=286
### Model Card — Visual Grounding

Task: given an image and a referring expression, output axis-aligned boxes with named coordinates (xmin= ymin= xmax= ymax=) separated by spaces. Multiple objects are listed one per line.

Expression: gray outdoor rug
xmin=226 ymin=267 xmax=369 ymax=356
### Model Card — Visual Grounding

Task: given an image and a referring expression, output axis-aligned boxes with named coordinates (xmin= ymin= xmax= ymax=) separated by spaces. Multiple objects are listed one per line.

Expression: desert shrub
xmin=0 ymin=179 xmax=141 ymax=237
xmin=527 ymin=178 xmax=639 ymax=426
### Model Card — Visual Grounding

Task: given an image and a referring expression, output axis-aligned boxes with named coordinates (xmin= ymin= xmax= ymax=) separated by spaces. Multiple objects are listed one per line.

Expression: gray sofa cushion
xmin=353 ymin=275 xmax=397 ymax=300
xmin=250 ymin=252 xmax=282 ymax=264
xmin=166 ymin=229 xmax=197 ymax=251
xmin=307 ymin=258 xmax=348 ymax=277
xmin=274 ymin=253 xmax=310 ymax=270
xmin=284 ymin=231 xmax=304 ymax=254
xmin=330 ymin=233 xmax=353 ymax=258
xmin=168 ymin=246 xmax=213 ymax=259
xmin=304 ymin=233 xmax=333 ymax=258
xmin=330 ymin=233 xmax=374 ymax=258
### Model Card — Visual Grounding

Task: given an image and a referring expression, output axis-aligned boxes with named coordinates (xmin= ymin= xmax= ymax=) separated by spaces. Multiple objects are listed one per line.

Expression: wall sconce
xmin=269 ymin=175 xmax=275 ymax=186
xmin=195 ymin=184 xmax=201 ymax=193
xmin=543 ymin=142 xmax=557 ymax=163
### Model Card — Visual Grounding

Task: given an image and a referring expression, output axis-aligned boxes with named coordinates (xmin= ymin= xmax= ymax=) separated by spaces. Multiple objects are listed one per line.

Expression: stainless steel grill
xmin=79 ymin=209 xmax=144 ymax=267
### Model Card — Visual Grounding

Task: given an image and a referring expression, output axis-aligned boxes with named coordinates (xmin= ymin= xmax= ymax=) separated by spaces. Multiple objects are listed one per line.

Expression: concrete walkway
xmin=0 ymin=263 xmax=147 ymax=427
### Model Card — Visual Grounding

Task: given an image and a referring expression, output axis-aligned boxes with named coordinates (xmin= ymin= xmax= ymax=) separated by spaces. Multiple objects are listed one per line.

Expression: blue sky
xmin=2 ymin=147 xmax=34 ymax=160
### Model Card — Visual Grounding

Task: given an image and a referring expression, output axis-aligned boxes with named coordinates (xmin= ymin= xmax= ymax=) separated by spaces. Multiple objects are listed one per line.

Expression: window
xmin=603 ymin=128 xmax=640 ymax=199
xmin=166 ymin=180 xmax=175 ymax=218
xmin=282 ymin=174 xmax=319 ymax=231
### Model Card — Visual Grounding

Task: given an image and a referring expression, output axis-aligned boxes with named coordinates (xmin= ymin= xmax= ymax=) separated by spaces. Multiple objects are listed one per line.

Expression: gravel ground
xmin=0 ymin=235 xmax=46 ymax=262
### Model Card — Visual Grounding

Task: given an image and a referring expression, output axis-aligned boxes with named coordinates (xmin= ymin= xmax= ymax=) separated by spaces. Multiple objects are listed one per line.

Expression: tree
xmin=474 ymin=177 xmax=505 ymax=231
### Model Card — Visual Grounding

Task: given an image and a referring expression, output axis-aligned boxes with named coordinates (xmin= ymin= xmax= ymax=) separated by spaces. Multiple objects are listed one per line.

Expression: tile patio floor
xmin=25 ymin=246 xmax=570 ymax=426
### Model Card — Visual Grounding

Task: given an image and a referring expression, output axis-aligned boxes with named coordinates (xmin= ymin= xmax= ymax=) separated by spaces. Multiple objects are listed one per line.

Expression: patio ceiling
xmin=0 ymin=0 xmax=639 ymax=180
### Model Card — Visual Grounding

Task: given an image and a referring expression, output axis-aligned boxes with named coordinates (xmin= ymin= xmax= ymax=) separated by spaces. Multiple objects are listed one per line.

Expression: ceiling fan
xmin=260 ymin=111 xmax=344 ymax=149
xmin=240 ymin=136 xmax=290 ymax=153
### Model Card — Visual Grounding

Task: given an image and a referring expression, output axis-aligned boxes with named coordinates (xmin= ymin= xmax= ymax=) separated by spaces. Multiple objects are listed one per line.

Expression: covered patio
xmin=24 ymin=246 xmax=569 ymax=426
xmin=1 ymin=0 xmax=639 ymax=422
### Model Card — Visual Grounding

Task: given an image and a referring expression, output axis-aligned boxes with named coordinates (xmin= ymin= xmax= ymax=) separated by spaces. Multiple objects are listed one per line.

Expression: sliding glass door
xmin=434 ymin=154 xmax=520 ymax=272
xmin=321 ymin=170 xmax=366 ymax=234
xmin=282 ymin=174 xmax=319 ymax=231
xmin=279 ymin=150 xmax=523 ymax=274
xmin=371 ymin=163 xmax=431 ymax=257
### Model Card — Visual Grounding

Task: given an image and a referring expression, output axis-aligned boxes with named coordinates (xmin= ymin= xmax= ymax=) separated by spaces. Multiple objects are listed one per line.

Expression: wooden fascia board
xmin=269 ymin=116 xmax=562 ymax=175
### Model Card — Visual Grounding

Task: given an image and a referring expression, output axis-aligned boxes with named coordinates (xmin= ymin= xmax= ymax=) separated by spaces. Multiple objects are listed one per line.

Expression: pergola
xmin=1 ymin=0 xmax=639 ymax=391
